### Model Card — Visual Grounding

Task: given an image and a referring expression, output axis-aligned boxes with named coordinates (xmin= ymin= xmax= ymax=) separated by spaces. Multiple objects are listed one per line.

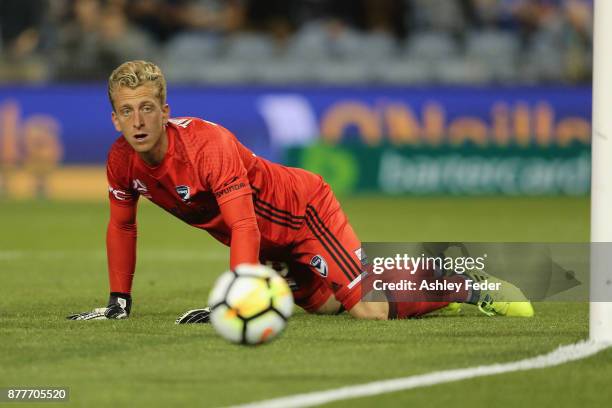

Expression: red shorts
xmin=260 ymin=183 xmax=363 ymax=312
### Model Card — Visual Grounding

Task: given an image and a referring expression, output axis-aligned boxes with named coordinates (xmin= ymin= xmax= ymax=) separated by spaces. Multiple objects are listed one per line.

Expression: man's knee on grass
xmin=349 ymin=301 xmax=389 ymax=320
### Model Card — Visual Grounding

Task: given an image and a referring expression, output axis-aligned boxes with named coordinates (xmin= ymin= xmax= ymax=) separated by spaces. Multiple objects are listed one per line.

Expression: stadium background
xmin=0 ymin=0 xmax=592 ymax=199
xmin=0 ymin=1 xmax=604 ymax=407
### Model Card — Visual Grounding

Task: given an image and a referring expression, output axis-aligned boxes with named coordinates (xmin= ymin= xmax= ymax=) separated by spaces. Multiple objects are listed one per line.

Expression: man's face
xmin=111 ymin=84 xmax=169 ymax=158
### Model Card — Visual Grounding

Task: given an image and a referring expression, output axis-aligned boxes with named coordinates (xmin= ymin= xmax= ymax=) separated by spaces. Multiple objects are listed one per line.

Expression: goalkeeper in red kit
xmin=67 ymin=61 xmax=533 ymax=323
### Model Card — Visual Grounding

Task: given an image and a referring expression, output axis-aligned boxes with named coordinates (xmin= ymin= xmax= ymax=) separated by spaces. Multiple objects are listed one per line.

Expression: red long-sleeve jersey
xmin=106 ymin=117 xmax=324 ymax=294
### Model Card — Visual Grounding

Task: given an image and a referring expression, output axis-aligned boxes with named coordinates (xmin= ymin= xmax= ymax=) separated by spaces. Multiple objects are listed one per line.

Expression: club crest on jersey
xmin=310 ymin=255 xmax=328 ymax=278
xmin=175 ymin=185 xmax=191 ymax=201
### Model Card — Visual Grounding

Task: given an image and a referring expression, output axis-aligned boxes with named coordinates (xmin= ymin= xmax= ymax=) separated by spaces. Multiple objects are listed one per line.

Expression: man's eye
xmin=121 ymin=109 xmax=131 ymax=116
xmin=142 ymin=105 xmax=152 ymax=113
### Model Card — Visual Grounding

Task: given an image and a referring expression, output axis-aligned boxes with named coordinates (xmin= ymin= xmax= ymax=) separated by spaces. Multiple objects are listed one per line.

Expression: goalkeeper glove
xmin=66 ymin=293 xmax=131 ymax=320
xmin=175 ymin=307 xmax=210 ymax=324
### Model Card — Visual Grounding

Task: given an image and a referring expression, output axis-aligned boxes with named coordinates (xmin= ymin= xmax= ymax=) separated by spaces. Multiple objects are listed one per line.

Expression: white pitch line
xmin=230 ymin=340 xmax=611 ymax=408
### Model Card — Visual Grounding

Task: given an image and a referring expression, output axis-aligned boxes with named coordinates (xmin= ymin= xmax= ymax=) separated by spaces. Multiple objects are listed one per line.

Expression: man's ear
xmin=111 ymin=111 xmax=122 ymax=132
xmin=162 ymin=104 xmax=170 ymax=125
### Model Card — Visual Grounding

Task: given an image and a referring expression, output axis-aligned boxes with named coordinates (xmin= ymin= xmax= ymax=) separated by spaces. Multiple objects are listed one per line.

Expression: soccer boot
xmin=464 ymin=270 xmax=534 ymax=317
xmin=438 ymin=302 xmax=462 ymax=315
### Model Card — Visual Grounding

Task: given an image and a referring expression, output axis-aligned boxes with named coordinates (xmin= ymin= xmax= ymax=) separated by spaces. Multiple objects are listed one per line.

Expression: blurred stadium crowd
xmin=0 ymin=0 xmax=593 ymax=85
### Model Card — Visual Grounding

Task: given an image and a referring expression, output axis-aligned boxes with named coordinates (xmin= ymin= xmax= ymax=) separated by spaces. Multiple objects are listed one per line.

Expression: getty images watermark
xmin=359 ymin=243 xmax=596 ymax=303
xmin=370 ymin=251 xmax=502 ymax=294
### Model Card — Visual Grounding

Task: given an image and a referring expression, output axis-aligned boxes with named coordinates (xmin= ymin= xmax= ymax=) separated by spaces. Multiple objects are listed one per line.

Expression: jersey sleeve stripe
xmin=254 ymin=208 xmax=301 ymax=230
xmin=251 ymin=186 xmax=305 ymax=220
xmin=253 ymin=199 xmax=304 ymax=227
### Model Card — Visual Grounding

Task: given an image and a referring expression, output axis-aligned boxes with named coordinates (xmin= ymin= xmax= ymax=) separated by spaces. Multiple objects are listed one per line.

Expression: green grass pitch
xmin=1 ymin=196 xmax=611 ymax=407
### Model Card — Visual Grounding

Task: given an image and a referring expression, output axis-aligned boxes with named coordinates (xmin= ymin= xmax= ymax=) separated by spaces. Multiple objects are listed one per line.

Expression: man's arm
xmin=201 ymin=122 xmax=260 ymax=268
xmin=67 ymin=145 xmax=138 ymax=320
xmin=107 ymin=199 xmax=137 ymax=294
xmin=219 ymin=194 xmax=260 ymax=268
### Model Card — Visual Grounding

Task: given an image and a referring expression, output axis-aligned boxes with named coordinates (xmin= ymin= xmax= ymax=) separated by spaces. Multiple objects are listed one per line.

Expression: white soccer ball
xmin=208 ymin=264 xmax=294 ymax=345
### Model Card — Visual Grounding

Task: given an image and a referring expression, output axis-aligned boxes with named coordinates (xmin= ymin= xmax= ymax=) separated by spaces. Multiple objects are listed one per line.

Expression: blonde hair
xmin=108 ymin=60 xmax=167 ymax=110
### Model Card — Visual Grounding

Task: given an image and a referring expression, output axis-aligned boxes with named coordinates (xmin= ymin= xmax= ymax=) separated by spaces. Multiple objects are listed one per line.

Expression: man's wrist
xmin=108 ymin=292 xmax=132 ymax=315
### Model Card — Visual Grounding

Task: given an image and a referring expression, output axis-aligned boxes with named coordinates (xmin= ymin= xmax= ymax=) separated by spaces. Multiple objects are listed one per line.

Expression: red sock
xmin=389 ymin=301 xmax=450 ymax=319
xmin=366 ymin=266 xmax=470 ymax=319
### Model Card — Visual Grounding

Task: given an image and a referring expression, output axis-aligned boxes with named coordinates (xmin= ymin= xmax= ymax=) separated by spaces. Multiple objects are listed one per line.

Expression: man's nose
xmin=133 ymin=110 xmax=144 ymax=128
